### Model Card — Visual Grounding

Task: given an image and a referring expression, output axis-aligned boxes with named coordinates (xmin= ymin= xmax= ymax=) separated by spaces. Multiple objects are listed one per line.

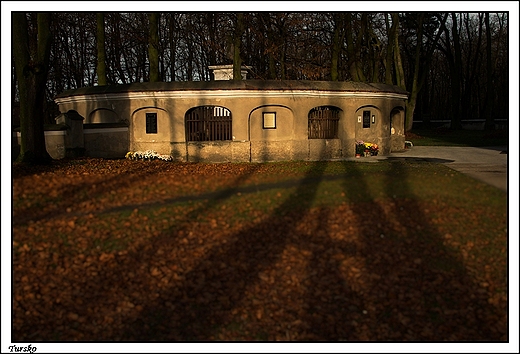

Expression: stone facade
xmin=52 ymin=80 xmax=408 ymax=162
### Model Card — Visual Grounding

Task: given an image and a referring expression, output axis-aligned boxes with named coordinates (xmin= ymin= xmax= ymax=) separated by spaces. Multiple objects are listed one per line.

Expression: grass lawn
xmin=406 ymin=128 xmax=508 ymax=147
xmin=12 ymin=158 xmax=507 ymax=342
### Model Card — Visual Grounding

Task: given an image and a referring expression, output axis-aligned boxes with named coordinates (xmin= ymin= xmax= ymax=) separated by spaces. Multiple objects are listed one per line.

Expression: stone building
xmin=48 ymin=72 xmax=408 ymax=162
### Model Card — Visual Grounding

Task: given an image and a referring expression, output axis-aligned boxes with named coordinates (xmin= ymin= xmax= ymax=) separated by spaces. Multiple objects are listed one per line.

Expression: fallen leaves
xmin=11 ymin=159 xmax=508 ymax=342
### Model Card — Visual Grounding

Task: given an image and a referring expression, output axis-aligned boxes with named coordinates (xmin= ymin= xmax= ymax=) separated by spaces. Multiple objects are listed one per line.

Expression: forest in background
xmin=10 ymin=10 xmax=509 ymax=163
xmin=12 ymin=12 xmax=508 ymax=124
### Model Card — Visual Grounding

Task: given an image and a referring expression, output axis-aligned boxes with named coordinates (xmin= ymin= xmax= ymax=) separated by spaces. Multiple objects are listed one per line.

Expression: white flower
xmin=126 ymin=150 xmax=173 ymax=162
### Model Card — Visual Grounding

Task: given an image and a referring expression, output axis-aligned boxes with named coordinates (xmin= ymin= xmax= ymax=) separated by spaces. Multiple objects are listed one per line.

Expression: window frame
xmin=262 ymin=112 xmax=277 ymax=129
xmin=145 ymin=112 xmax=158 ymax=134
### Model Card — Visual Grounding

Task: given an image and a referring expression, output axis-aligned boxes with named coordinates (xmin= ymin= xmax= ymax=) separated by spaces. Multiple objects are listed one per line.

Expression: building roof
xmin=55 ymin=80 xmax=409 ymax=99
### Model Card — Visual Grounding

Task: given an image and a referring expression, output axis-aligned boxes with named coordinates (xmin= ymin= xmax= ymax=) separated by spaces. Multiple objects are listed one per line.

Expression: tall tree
xmin=330 ymin=13 xmax=346 ymax=81
xmin=233 ymin=13 xmax=245 ymax=80
xmin=96 ymin=13 xmax=108 ymax=85
xmin=12 ymin=11 xmax=509 ymax=132
xmin=436 ymin=13 xmax=465 ymax=130
xmin=391 ymin=13 xmax=406 ymax=89
xmin=168 ymin=13 xmax=178 ymax=81
xmin=345 ymin=13 xmax=366 ymax=82
xmin=404 ymin=14 xmax=424 ymax=131
xmin=395 ymin=13 xmax=447 ymax=131
xmin=13 ymin=12 xmax=53 ymax=164
xmin=384 ymin=13 xmax=398 ymax=85
xmin=449 ymin=12 xmax=463 ymax=130
xmin=483 ymin=13 xmax=495 ymax=131
xmin=148 ymin=13 xmax=160 ymax=82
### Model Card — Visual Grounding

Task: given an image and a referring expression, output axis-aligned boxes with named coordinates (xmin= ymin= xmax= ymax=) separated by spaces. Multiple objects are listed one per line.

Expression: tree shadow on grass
xmin=118 ymin=159 xmax=330 ymax=341
xmin=12 ymin=158 xmax=506 ymax=342
xmin=12 ymin=161 xmax=265 ymax=342
xmin=111 ymin=159 xmax=505 ymax=342
xmin=299 ymin=159 xmax=506 ymax=341
xmin=386 ymin=156 xmax=455 ymax=164
xmin=13 ymin=160 xmax=165 ymax=226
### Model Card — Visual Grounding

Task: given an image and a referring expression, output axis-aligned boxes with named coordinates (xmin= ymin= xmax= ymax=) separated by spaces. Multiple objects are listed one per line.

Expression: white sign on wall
xmin=263 ymin=112 xmax=276 ymax=129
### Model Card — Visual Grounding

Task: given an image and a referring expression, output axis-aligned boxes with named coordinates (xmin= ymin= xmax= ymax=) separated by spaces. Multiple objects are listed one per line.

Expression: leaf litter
xmin=12 ymin=158 xmax=507 ymax=341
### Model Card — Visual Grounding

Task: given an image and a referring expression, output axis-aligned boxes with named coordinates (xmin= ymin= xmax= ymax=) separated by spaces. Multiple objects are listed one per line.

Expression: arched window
xmin=308 ymin=106 xmax=340 ymax=139
xmin=185 ymin=106 xmax=232 ymax=141
xmin=390 ymin=107 xmax=404 ymax=135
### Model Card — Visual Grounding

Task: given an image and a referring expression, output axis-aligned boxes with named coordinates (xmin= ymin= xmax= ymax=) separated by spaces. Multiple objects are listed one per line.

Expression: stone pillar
xmin=55 ymin=110 xmax=85 ymax=157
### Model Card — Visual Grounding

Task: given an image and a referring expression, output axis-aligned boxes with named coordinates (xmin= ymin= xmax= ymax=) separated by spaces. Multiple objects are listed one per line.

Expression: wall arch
xmin=308 ymin=105 xmax=342 ymax=139
xmin=131 ymin=106 xmax=170 ymax=154
xmin=390 ymin=106 xmax=405 ymax=135
xmin=87 ymin=108 xmax=119 ymax=124
xmin=248 ymin=105 xmax=294 ymax=141
xmin=356 ymin=104 xmax=381 ymax=111
xmin=185 ymin=105 xmax=233 ymax=142
xmin=248 ymin=105 xmax=299 ymax=162
xmin=390 ymin=106 xmax=406 ymax=152
xmin=355 ymin=106 xmax=382 ymax=130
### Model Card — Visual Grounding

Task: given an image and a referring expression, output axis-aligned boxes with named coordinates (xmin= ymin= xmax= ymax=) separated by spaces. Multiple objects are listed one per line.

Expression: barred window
xmin=308 ymin=106 xmax=340 ymax=139
xmin=186 ymin=106 xmax=232 ymax=141
xmin=146 ymin=112 xmax=158 ymax=134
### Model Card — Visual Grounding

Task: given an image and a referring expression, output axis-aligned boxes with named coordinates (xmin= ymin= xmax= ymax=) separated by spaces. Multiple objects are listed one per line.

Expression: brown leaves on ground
xmin=12 ymin=158 xmax=507 ymax=342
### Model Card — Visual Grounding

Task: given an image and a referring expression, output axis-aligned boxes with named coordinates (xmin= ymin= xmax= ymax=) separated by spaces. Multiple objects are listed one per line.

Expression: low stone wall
xmin=84 ymin=127 xmax=129 ymax=158
xmin=180 ymin=139 xmax=346 ymax=163
xmin=13 ymin=130 xmax=67 ymax=160
xmin=13 ymin=124 xmax=129 ymax=160
xmin=308 ymin=139 xmax=343 ymax=161
xmin=186 ymin=141 xmax=248 ymax=163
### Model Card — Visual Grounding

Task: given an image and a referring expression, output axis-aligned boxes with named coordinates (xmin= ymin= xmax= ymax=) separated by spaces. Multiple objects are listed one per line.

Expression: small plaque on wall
xmin=263 ymin=112 xmax=276 ymax=129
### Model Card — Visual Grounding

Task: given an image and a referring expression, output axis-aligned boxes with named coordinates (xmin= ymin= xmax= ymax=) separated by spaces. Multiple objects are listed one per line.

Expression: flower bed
xmin=355 ymin=141 xmax=379 ymax=156
xmin=126 ymin=150 xmax=173 ymax=161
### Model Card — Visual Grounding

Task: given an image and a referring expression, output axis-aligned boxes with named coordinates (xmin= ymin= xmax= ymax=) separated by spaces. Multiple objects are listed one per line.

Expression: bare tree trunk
xmin=206 ymin=13 xmax=217 ymax=72
xmin=450 ymin=13 xmax=463 ymax=130
xmin=346 ymin=13 xmax=366 ymax=82
xmin=330 ymin=14 xmax=345 ymax=81
xmin=13 ymin=12 xmax=52 ymax=164
xmin=365 ymin=14 xmax=381 ymax=83
xmin=484 ymin=13 xmax=495 ymax=131
xmin=148 ymin=13 xmax=160 ymax=82
xmin=169 ymin=15 xmax=177 ymax=81
xmin=404 ymin=14 xmax=424 ymax=131
xmin=96 ymin=13 xmax=107 ymax=85
xmin=384 ymin=13 xmax=398 ymax=85
xmin=233 ymin=13 xmax=244 ymax=80
xmin=392 ymin=13 xmax=406 ymax=90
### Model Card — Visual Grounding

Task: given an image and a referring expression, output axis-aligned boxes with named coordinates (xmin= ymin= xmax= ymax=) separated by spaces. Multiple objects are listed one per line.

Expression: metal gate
xmin=185 ymin=106 xmax=232 ymax=141
xmin=308 ymin=106 xmax=340 ymax=139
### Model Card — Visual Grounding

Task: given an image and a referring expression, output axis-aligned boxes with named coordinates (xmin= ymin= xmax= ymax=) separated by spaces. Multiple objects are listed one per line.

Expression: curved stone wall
xmin=54 ymin=80 xmax=408 ymax=162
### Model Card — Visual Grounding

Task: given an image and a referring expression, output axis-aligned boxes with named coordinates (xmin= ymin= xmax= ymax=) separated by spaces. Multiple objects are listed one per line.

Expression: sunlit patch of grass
xmin=407 ymin=129 xmax=508 ymax=147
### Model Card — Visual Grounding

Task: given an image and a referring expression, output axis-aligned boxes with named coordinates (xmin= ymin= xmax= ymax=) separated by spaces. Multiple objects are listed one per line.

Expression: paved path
xmin=387 ymin=146 xmax=508 ymax=192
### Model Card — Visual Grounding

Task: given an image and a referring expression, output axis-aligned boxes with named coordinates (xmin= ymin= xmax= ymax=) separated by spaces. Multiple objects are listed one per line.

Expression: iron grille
xmin=185 ymin=106 xmax=232 ymax=142
xmin=308 ymin=106 xmax=340 ymax=139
